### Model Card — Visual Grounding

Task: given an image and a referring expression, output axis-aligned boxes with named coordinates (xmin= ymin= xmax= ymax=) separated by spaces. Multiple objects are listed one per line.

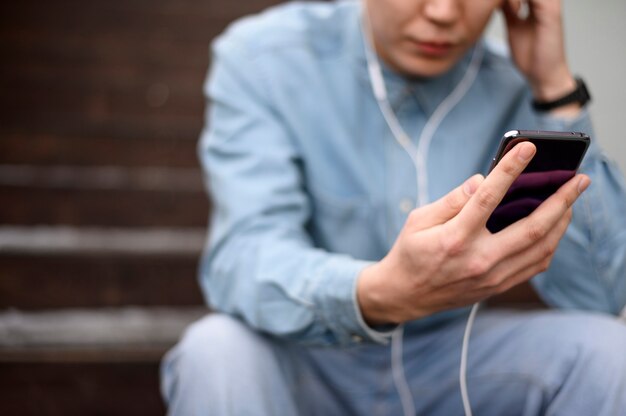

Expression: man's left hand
xmin=502 ymin=0 xmax=580 ymax=116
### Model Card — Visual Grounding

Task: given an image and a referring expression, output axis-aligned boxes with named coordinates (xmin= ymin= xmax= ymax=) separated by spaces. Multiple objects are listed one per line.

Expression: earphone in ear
xmin=517 ymin=0 xmax=530 ymax=20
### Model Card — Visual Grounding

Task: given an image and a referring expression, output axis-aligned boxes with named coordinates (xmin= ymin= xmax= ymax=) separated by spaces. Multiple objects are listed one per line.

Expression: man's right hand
xmin=357 ymin=141 xmax=590 ymax=326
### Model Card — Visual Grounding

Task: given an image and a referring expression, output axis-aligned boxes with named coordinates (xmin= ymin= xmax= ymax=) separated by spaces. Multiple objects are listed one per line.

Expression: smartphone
xmin=486 ymin=130 xmax=590 ymax=233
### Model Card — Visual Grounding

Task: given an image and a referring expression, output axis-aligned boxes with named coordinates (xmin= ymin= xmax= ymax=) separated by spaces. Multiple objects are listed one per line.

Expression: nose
xmin=423 ymin=0 xmax=461 ymax=26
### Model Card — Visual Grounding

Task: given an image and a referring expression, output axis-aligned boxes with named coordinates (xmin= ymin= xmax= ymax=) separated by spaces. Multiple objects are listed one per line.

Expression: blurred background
xmin=0 ymin=0 xmax=281 ymax=414
xmin=0 ymin=0 xmax=623 ymax=415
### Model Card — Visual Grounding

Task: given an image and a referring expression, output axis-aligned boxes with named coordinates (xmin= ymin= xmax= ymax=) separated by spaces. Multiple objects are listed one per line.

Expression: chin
xmin=402 ymin=58 xmax=456 ymax=79
xmin=391 ymin=52 xmax=459 ymax=79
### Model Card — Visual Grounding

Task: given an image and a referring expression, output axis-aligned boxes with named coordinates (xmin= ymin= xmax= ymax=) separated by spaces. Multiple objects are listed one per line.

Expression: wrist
xmin=356 ymin=262 xmax=400 ymax=327
xmin=531 ymin=71 xmax=577 ymax=102
xmin=532 ymin=76 xmax=591 ymax=118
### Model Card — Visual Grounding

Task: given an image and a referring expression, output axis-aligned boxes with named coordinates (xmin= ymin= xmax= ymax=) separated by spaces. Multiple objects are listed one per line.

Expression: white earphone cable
xmin=391 ymin=326 xmax=417 ymax=416
xmin=460 ymin=302 xmax=480 ymax=416
xmin=361 ymin=2 xmax=484 ymax=416
xmin=414 ymin=46 xmax=484 ymax=207
xmin=361 ymin=2 xmax=484 ymax=208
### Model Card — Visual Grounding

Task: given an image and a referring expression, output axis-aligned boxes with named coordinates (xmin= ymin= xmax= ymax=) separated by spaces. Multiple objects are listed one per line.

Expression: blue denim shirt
xmin=198 ymin=1 xmax=626 ymax=346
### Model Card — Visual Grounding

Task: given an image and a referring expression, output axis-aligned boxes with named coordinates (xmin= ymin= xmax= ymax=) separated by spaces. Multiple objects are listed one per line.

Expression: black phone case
xmin=490 ymin=130 xmax=590 ymax=172
xmin=486 ymin=130 xmax=590 ymax=233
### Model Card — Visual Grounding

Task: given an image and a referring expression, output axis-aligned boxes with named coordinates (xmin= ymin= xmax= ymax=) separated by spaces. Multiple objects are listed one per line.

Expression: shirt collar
xmin=346 ymin=3 xmax=479 ymax=116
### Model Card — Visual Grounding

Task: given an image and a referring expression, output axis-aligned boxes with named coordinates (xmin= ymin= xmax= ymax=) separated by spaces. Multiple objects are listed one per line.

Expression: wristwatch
xmin=532 ymin=77 xmax=591 ymax=112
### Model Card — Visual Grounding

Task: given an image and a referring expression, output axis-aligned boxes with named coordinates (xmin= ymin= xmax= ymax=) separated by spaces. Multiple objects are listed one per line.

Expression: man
xmin=161 ymin=0 xmax=626 ymax=414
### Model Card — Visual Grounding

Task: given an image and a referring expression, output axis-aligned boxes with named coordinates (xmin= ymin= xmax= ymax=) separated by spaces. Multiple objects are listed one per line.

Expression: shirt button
xmin=351 ymin=334 xmax=363 ymax=343
xmin=399 ymin=198 xmax=413 ymax=214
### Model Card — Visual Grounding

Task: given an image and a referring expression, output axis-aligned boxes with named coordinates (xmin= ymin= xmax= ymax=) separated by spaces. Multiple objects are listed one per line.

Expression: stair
xmin=0 ymin=0 xmax=282 ymax=414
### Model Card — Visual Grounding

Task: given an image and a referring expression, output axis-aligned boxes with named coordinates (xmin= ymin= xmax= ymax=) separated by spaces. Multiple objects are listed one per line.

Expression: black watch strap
xmin=532 ymin=77 xmax=591 ymax=112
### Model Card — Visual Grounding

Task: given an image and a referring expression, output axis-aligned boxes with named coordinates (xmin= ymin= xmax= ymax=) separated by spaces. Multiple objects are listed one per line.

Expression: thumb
xmin=408 ymin=174 xmax=484 ymax=231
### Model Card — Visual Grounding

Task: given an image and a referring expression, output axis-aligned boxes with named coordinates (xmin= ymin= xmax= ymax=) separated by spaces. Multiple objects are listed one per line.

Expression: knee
xmin=176 ymin=314 xmax=260 ymax=369
xmin=160 ymin=314 xmax=263 ymax=404
xmin=161 ymin=314 xmax=295 ymax=415
xmin=548 ymin=313 xmax=626 ymax=412
xmin=549 ymin=313 xmax=626 ymax=389
xmin=568 ymin=314 xmax=626 ymax=370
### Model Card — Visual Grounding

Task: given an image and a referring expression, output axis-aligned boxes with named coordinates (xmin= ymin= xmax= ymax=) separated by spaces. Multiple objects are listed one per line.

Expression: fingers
xmin=408 ymin=174 xmax=484 ymax=231
xmin=440 ymin=172 xmax=588 ymax=302
xmin=453 ymin=203 xmax=572 ymax=300
xmin=484 ymin=206 xmax=572 ymax=293
xmin=490 ymin=173 xmax=589 ymax=258
xmin=452 ymin=142 xmax=536 ymax=234
xmin=433 ymin=226 xmax=563 ymax=306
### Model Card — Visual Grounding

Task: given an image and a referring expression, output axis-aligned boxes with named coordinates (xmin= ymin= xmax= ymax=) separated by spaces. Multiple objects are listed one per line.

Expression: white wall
xmin=487 ymin=0 xmax=626 ymax=173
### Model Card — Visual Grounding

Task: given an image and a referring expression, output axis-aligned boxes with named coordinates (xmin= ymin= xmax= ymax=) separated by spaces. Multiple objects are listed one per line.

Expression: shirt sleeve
xmin=529 ymin=107 xmax=626 ymax=315
xmin=197 ymin=34 xmax=393 ymax=346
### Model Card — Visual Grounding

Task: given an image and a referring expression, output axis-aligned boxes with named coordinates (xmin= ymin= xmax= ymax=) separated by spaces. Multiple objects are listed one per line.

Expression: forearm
xmin=198 ymin=33 xmax=395 ymax=346
xmin=201 ymin=222 xmax=391 ymax=346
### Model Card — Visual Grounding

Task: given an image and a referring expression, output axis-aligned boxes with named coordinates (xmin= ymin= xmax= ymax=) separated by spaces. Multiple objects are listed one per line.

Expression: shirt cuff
xmin=351 ymin=266 xmax=397 ymax=344
xmin=532 ymin=105 xmax=593 ymax=134
xmin=310 ymin=257 xmax=395 ymax=346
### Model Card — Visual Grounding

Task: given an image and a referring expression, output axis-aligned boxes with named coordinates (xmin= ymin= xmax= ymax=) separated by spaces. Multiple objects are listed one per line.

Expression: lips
xmin=411 ymin=39 xmax=455 ymax=57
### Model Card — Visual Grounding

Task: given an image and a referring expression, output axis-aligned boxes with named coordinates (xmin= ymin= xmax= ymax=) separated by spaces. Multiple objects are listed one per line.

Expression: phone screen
xmin=486 ymin=132 xmax=589 ymax=233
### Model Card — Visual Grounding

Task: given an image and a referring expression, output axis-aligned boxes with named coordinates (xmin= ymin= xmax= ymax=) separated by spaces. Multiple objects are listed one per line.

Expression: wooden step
xmin=0 ymin=22 xmax=223 ymax=69
xmin=0 ymin=307 xmax=207 ymax=355
xmin=1 ymin=188 xmax=208 ymax=227
xmin=0 ymin=253 xmax=204 ymax=309
xmin=0 ymin=133 xmax=199 ymax=167
xmin=1 ymin=115 xmax=203 ymax=147
xmin=0 ymin=165 xmax=209 ymax=227
xmin=1 ymin=361 xmax=166 ymax=416
xmin=0 ymin=0 xmax=284 ymax=172
xmin=0 ymin=0 xmax=283 ymax=50
xmin=0 ymin=66 xmax=207 ymax=116
xmin=0 ymin=226 xmax=206 ymax=309
xmin=0 ymin=226 xmax=206 ymax=255
xmin=1 ymin=0 xmax=284 ymax=34
xmin=0 ymin=307 xmax=208 ymax=416
xmin=0 ymin=165 xmax=205 ymax=192
xmin=0 ymin=1 xmax=284 ymax=414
